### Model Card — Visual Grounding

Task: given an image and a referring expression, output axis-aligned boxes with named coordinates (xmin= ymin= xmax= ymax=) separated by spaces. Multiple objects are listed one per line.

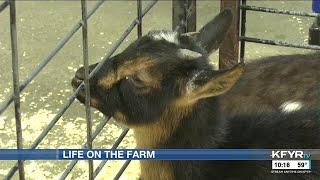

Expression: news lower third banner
xmin=0 ymin=149 xmax=320 ymax=160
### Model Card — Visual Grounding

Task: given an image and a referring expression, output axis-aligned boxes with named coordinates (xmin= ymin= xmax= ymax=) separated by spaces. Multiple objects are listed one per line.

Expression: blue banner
xmin=0 ymin=149 xmax=319 ymax=160
xmin=313 ymin=0 xmax=320 ymax=13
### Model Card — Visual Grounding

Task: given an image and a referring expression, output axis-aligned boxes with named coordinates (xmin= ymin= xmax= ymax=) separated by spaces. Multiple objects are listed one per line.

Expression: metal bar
xmin=9 ymin=0 xmax=25 ymax=179
xmin=94 ymin=0 xmax=159 ymax=178
xmin=0 ymin=23 xmax=80 ymax=116
xmin=61 ymin=127 xmax=128 ymax=180
xmin=5 ymin=0 xmax=156 ymax=178
xmin=113 ymin=160 xmax=131 ymax=180
xmin=219 ymin=0 xmax=239 ymax=69
xmin=6 ymin=0 xmax=157 ymax=178
xmin=6 ymin=84 xmax=95 ymax=178
xmin=239 ymin=0 xmax=247 ymax=63
xmin=239 ymin=36 xmax=320 ymax=50
xmin=240 ymin=5 xmax=320 ymax=18
xmin=93 ymin=128 xmax=129 ymax=178
xmin=0 ymin=0 xmax=107 ymax=116
xmin=309 ymin=16 xmax=320 ymax=45
xmin=59 ymin=117 xmax=111 ymax=180
xmin=61 ymin=1 xmax=158 ymax=179
xmin=172 ymin=0 xmax=185 ymax=32
xmin=0 ymin=0 xmax=8 ymax=13
xmin=84 ymin=0 xmax=158 ymax=84
xmin=172 ymin=0 xmax=196 ymax=33
xmin=236 ymin=0 xmax=240 ymax=38
xmin=137 ymin=0 xmax=142 ymax=38
xmin=185 ymin=0 xmax=196 ymax=32
xmin=5 ymin=87 xmax=82 ymax=179
xmin=80 ymin=0 xmax=93 ymax=179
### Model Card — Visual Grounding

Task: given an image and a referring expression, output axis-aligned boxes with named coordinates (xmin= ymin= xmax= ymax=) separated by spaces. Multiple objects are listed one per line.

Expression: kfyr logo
xmin=271 ymin=150 xmax=311 ymax=159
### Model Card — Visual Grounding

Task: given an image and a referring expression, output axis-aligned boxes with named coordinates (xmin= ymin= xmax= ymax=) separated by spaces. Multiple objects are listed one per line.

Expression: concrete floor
xmin=0 ymin=1 xmax=315 ymax=179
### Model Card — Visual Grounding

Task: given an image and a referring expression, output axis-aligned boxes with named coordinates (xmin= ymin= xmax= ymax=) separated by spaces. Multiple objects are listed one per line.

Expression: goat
xmin=221 ymin=53 xmax=320 ymax=117
xmin=71 ymin=9 xmax=320 ymax=180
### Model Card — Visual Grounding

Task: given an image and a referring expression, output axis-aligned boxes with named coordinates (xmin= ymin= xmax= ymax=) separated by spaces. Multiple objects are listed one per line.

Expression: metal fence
xmin=0 ymin=0 xmax=198 ymax=179
xmin=3 ymin=0 xmax=319 ymax=179
xmin=238 ymin=0 xmax=320 ymax=63
xmin=0 ymin=0 xmax=158 ymax=179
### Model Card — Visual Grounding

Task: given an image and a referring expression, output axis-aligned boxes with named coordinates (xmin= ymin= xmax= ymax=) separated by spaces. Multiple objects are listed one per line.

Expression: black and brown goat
xmin=72 ymin=10 xmax=320 ymax=179
xmin=221 ymin=53 xmax=320 ymax=117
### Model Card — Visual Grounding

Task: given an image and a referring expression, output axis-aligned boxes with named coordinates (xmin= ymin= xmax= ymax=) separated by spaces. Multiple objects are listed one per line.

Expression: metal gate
xmin=238 ymin=0 xmax=320 ymax=64
xmin=0 ymin=0 xmax=198 ymax=179
xmin=2 ymin=0 xmax=318 ymax=179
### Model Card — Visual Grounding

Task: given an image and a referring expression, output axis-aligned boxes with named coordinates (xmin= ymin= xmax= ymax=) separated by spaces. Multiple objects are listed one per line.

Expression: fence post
xmin=219 ymin=0 xmax=239 ymax=69
xmin=172 ymin=0 xmax=196 ymax=33
xmin=9 ymin=0 xmax=25 ymax=179
xmin=137 ymin=0 xmax=142 ymax=38
xmin=80 ymin=0 xmax=94 ymax=179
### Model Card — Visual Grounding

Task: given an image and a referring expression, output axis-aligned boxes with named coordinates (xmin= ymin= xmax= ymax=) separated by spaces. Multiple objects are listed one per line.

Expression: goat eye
xmin=127 ymin=75 xmax=145 ymax=88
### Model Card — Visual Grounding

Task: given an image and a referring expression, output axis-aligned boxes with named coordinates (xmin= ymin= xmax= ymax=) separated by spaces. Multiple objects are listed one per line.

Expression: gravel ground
xmin=0 ymin=1 xmax=315 ymax=179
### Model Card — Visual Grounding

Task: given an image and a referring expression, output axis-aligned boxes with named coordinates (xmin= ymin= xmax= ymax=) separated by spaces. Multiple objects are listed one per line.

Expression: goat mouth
xmin=71 ymin=76 xmax=83 ymax=89
xmin=71 ymin=76 xmax=100 ymax=110
xmin=71 ymin=76 xmax=88 ymax=103
xmin=71 ymin=76 xmax=86 ymax=104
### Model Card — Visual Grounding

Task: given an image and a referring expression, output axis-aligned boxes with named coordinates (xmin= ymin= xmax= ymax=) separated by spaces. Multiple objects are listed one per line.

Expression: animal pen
xmin=0 ymin=0 xmax=319 ymax=179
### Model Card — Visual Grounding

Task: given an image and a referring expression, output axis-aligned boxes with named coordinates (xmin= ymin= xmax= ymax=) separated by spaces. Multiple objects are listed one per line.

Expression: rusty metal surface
xmin=219 ymin=0 xmax=239 ymax=69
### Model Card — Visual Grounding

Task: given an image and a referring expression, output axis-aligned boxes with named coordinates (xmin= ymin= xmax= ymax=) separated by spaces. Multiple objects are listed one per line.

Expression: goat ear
xmin=182 ymin=9 xmax=233 ymax=55
xmin=184 ymin=63 xmax=244 ymax=104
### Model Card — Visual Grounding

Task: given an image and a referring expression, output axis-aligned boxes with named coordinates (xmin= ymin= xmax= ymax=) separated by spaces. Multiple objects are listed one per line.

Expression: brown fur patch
xmin=220 ymin=54 xmax=320 ymax=117
xmin=113 ymin=111 xmax=128 ymax=124
xmin=130 ymin=104 xmax=194 ymax=180
xmin=132 ymin=104 xmax=194 ymax=148
xmin=98 ymin=57 xmax=157 ymax=88
xmin=112 ymin=103 xmax=194 ymax=180
xmin=140 ymin=160 xmax=174 ymax=180
xmin=90 ymin=98 xmax=100 ymax=109
xmin=137 ymin=70 xmax=162 ymax=89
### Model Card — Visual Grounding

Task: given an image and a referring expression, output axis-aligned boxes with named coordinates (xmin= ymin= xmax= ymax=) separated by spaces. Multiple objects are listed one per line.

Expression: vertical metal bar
xmin=236 ymin=0 xmax=241 ymax=44
xmin=172 ymin=0 xmax=185 ymax=32
xmin=9 ymin=0 xmax=25 ymax=179
xmin=5 ymin=1 xmax=107 ymax=179
xmin=239 ymin=0 xmax=247 ymax=63
xmin=81 ymin=0 xmax=93 ymax=180
xmin=185 ymin=0 xmax=196 ymax=32
xmin=137 ymin=0 xmax=142 ymax=38
xmin=172 ymin=0 xmax=196 ymax=33
xmin=219 ymin=0 xmax=239 ymax=69
xmin=5 ymin=1 xmax=157 ymax=179
xmin=93 ymin=128 xmax=129 ymax=178
xmin=308 ymin=16 xmax=320 ymax=45
xmin=0 ymin=0 xmax=106 ymax=116
xmin=59 ymin=117 xmax=111 ymax=180
xmin=61 ymin=1 xmax=158 ymax=179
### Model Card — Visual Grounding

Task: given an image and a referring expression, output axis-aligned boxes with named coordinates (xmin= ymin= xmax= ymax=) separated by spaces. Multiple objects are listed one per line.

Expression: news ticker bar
xmin=0 ymin=149 xmax=319 ymax=160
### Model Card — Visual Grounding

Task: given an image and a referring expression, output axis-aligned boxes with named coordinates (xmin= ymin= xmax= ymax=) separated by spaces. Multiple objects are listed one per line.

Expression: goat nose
xmin=75 ymin=67 xmax=85 ymax=80
xmin=75 ymin=64 xmax=98 ymax=80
